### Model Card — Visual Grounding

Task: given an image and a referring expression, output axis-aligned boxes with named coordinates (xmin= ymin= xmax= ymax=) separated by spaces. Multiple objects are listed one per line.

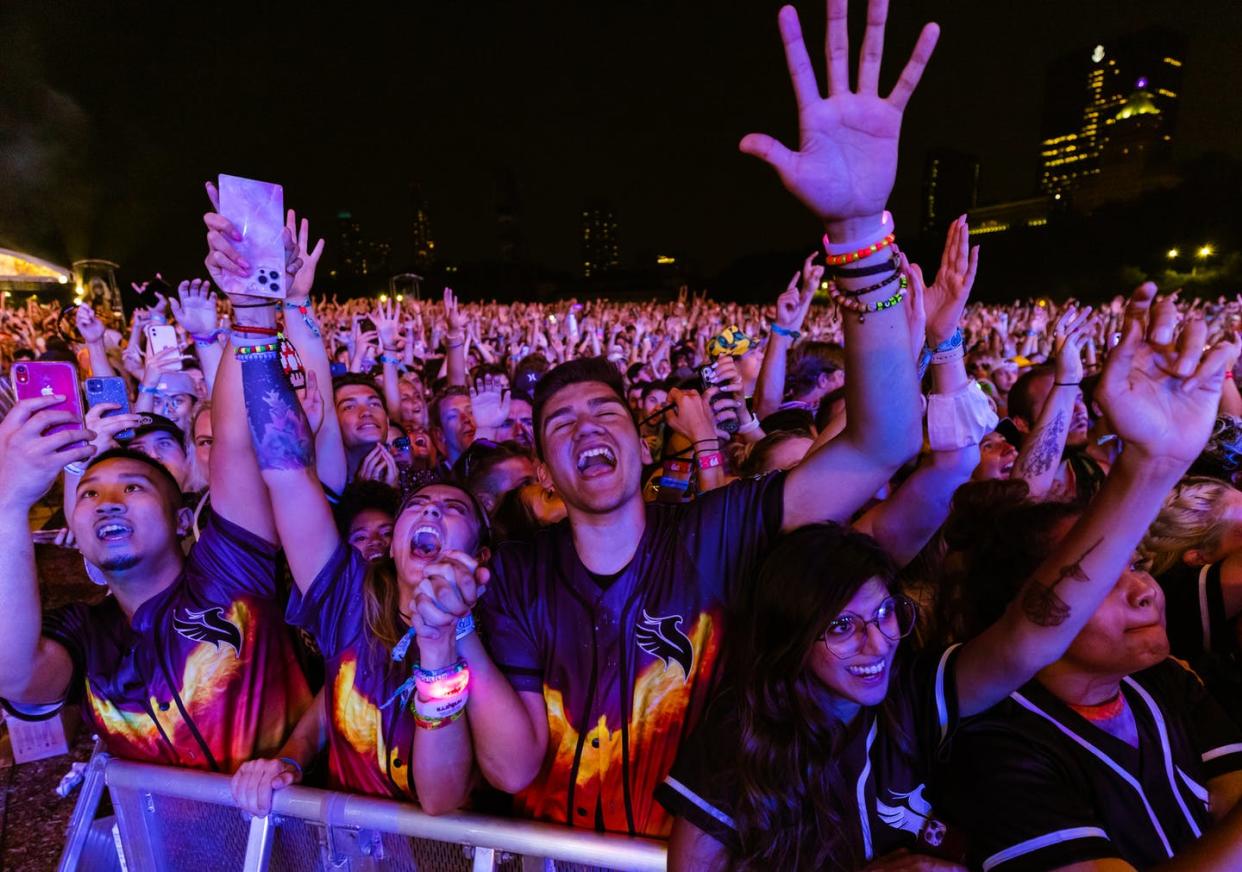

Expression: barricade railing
xmin=57 ymin=751 xmax=668 ymax=871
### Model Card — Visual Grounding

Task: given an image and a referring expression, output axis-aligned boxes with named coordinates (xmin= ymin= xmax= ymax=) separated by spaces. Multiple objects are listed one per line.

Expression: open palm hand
xmin=741 ymin=2 xmax=939 ymax=232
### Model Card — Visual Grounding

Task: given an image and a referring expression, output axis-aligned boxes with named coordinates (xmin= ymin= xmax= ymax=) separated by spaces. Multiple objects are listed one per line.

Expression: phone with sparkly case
xmin=217 ymin=174 xmax=286 ymax=299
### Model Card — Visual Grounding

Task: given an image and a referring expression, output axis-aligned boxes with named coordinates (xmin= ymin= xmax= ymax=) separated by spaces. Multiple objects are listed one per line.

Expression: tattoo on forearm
xmin=1017 ymin=410 xmax=1066 ymax=478
xmin=1020 ymin=537 xmax=1104 ymax=627
xmin=241 ymin=356 xmax=315 ymax=471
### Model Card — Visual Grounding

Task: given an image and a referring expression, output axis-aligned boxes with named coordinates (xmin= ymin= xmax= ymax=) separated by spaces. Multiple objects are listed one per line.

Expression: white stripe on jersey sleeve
xmin=1199 ymin=564 xmax=1212 ymax=651
xmin=934 ymin=642 xmax=962 ymax=747
xmin=662 ymin=776 xmax=736 ymax=830
xmin=1202 ymin=743 xmax=1242 ymax=763
xmin=982 ymin=826 xmax=1111 ymax=871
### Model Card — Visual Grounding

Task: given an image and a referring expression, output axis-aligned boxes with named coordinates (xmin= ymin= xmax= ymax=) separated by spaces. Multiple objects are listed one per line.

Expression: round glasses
xmin=820 ymin=595 xmax=918 ymax=659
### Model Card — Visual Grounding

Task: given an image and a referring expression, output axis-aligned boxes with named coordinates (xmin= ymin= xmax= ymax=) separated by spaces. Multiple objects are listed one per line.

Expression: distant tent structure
xmin=0 ymin=248 xmax=72 ymax=293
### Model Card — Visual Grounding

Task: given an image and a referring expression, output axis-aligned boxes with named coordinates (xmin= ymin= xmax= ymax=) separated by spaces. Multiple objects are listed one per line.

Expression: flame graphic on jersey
xmin=515 ymin=609 xmax=721 ymax=837
xmin=84 ymin=600 xmax=310 ymax=773
xmin=328 ymin=652 xmax=415 ymax=799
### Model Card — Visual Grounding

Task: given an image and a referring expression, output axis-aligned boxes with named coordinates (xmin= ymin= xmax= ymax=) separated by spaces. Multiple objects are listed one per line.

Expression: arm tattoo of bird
xmin=1020 ymin=537 xmax=1104 ymax=627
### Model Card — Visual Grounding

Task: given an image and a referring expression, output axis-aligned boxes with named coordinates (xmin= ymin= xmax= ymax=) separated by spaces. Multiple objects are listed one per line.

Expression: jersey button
xmin=591 ymin=737 xmax=600 ymax=748
xmin=158 ymin=702 xmax=170 ymax=712
xmin=393 ymin=758 xmax=404 ymax=768
xmin=576 ymin=807 xmax=587 ymax=817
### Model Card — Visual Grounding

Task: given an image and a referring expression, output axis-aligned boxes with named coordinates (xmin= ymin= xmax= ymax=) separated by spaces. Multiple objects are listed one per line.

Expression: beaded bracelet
xmin=826 ymin=276 xmax=907 ymax=323
xmin=235 ymin=341 xmax=281 ymax=357
xmin=828 ymin=252 xmax=900 ymax=279
xmin=823 ymin=233 xmax=896 ymax=267
xmin=838 ymin=269 xmax=902 ymax=298
xmin=281 ymin=298 xmax=322 ymax=338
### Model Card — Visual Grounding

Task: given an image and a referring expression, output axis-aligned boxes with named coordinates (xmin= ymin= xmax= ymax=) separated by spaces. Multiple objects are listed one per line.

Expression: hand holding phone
xmin=12 ymin=362 xmax=85 ymax=441
xmin=216 ymin=173 xmax=286 ymax=300
xmin=85 ymin=376 xmax=135 ymax=440
xmin=145 ymin=324 xmax=182 ymax=370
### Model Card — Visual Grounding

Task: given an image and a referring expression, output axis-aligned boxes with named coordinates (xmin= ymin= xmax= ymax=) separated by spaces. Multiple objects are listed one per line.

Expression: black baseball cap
xmin=122 ymin=413 xmax=186 ymax=445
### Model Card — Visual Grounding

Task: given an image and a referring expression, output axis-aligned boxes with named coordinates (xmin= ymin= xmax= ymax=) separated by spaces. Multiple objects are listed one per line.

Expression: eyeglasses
xmin=820 ymin=595 xmax=918 ymax=659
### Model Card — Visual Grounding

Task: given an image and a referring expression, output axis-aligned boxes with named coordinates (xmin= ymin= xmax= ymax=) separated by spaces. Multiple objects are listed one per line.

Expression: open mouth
xmin=1001 ymin=460 xmax=1015 ymax=476
xmin=411 ymin=525 xmax=443 ymax=560
xmin=95 ymin=521 xmax=134 ymax=542
xmin=576 ymin=445 xmax=617 ymax=477
xmin=846 ymin=660 xmax=887 ymax=681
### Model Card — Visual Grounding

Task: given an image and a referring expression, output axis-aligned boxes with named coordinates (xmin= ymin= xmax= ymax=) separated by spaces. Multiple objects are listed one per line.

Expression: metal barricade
xmin=57 ymin=753 xmax=668 ymax=871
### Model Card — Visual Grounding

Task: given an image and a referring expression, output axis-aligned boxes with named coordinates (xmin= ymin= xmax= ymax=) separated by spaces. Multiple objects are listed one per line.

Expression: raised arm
xmin=956 ymin=285 xmax=1241 ymax=717
xmin=0 ymin=397 xmax=93 ymax=706
xmin=75 ymin=304 xmax=117 ymax=378
xmin=167 ymin=279 xmax=223 ymax=394
xmin=753 ymin=255 xmax=818 ymax=421
xmin=742 ymin=2 xmax=938 ymax=530
xmin=281 ymin=211 xmax=347 ymax=495
xmin=1011 ymin=305 xmax=1093 ymax=500
xmin=444 ymin=288 xmax=467 ymax=388
xmin=203 ymin=187 xmax=329 ymax=574
xmin=855 ymin=227 xmax=982 ymax=564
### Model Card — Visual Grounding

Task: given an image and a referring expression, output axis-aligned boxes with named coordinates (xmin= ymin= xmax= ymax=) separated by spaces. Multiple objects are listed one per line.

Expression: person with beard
xmin=0 ymin=333 xmax=313 ymax=772
xmin=1010 ymin=303 xmax=1101 ymax=502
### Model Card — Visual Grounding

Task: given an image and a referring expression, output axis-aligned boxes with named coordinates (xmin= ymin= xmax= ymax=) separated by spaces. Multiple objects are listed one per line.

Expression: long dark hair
xmin=733 ymin=523 xmax=901 ymax=872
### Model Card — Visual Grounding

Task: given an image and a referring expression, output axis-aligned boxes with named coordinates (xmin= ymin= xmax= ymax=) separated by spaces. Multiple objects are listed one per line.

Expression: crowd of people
xmin=6 ymin=2 xmax=1242 ymax=870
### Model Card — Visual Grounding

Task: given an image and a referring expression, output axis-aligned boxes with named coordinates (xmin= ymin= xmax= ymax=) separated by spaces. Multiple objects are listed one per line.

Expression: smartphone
xmin=145 ymin=324 xmax=182 ymax=370
xmin=217 ymin=173 xmax=286 ymax=300
xmin=85 ymin=376 xmax=134 ymax=440
xmin=13 ymin=362 xmax=85 ymax=441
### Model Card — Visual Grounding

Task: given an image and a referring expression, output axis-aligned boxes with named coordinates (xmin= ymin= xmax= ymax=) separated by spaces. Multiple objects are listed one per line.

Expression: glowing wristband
xmin=414 ymin=660 xmax=470 ymax=720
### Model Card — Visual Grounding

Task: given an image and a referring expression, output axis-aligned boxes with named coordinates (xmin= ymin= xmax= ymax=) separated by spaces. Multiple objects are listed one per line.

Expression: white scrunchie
xmin=927 ymin=381 xmax=998 ymax=452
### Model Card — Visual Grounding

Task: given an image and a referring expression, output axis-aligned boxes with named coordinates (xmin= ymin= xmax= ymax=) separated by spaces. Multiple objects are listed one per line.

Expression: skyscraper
xmin=334 ymin=211 xmax=365 ymax=280
xmin=1038 ymin=28 xmax=1184 ymax=198
xmin=921 ymin=148 xmax=979 ymax=235
xmin=410 ymin=184 xmax=437 ymax=270
xmin=581 ymin=200 xmax=620 ymax=279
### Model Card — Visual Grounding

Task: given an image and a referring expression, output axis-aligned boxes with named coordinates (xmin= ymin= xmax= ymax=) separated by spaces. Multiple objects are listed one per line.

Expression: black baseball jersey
xmin=477 ymin=472 xmax=786 ymax=837
xmin=655 ymin=645 xmax=967 ymax=866
xmin=1157 ymin=560 xmax=1242 ymax=726
xmin=945 ymin=659 xmax=1242 ymax=871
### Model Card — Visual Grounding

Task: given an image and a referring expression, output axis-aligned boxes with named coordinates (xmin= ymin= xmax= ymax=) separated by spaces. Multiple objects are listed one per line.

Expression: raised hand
xmin=75 ymin=303 xmax=106 ymax=344
xmin=470 ymin=375 xmax=512 ymax=431
xmin=141 ymin=345 xmax=183 ymax=386
xmin=924 ymin=215 xmax=980 ymax=346
xmin=169 ymin=279 xmax=219 ymax=337
xmin=202 ymin=182 xmax=266 ymax=308
xmin=285 ymin=210 xmax=325 ymax=300
xmin=1098 ymin=284 xmax=1241 ymax=467
xmin=371 ymin=299 xmax=402 ymax=350
xmin=664 ymin=388 xmax=717 ymax=443
xmin=0 ymin=396 xmax=95 ymax=510
xmin=775 ymin=252 xmax=820 ymax=334
xmin=299 ymin=370 xmax=325 ymax=435
xmin=740 ymin=0 xmax=939 ymax=235
xmin=444 ymin=287 xmax=466 ymax=336
xmin=1052 ymin=305 xmax=1094 ymax=386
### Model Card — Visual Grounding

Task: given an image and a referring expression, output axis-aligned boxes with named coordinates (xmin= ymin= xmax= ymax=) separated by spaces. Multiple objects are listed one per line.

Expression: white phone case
xmin=217 ymin=174 xmax=286 ymax=299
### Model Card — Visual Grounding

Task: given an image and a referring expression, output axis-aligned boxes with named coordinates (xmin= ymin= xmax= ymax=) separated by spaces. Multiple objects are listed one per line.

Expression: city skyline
xmin=1 ymin=1 xmax=1241 ymax=289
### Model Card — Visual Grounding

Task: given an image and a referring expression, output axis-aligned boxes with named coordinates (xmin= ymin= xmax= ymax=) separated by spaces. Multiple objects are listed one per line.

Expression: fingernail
xmin=238 ymin=259 xmax=251 ymax=270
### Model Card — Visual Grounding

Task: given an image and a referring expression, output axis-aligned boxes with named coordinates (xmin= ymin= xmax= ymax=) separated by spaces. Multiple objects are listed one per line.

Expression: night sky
xmin=2 ymin=0 xmax=1241 ymax=286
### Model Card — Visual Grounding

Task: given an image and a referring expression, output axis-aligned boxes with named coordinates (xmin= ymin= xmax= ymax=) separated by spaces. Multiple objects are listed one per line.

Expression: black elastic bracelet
xmin=232 ymin=299 xmax=278 ymax=309
xmin=829 ymin=252 xmax=900 ymax=279
xmin=1054 ymin=381 xmax=1081 ymax=387
xmin=840 ymin=269 xmax=902 ymax=298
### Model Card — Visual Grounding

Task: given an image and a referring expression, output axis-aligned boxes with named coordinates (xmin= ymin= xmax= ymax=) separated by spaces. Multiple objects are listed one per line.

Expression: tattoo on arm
xmin=1020 ymin=537 xmax=1104 ymax=627
xmin=241 ymin=356 xmax=316 ymax=471
xmin=1017 ymin=410 xmax=1066 ymax=479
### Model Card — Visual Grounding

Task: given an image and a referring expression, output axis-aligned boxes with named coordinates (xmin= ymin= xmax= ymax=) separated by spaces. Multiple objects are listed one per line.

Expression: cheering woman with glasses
xmin=658 ymin=282 xmax=1241 ymax=871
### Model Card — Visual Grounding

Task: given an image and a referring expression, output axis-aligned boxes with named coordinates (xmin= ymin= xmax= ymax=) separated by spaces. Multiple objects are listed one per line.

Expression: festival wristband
xmin=769 ymin=322 xmax=801 ymax=340
xmin=455 ymin=613 xmax=475 ymax=640
xmin=139 ymin=385 xmax=161 ymax=395
xmin=378 ymin=354 xmax=402 ymax=366
xmin=736 ymin=414 xmax=761 ymax=435
xmin=190 ymin=330 xmax=222 ymax=344
xmin=697 ymin=451 xmax=725 ymax=471
xmin=278 ymin=757 xmax=303 ymax=780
